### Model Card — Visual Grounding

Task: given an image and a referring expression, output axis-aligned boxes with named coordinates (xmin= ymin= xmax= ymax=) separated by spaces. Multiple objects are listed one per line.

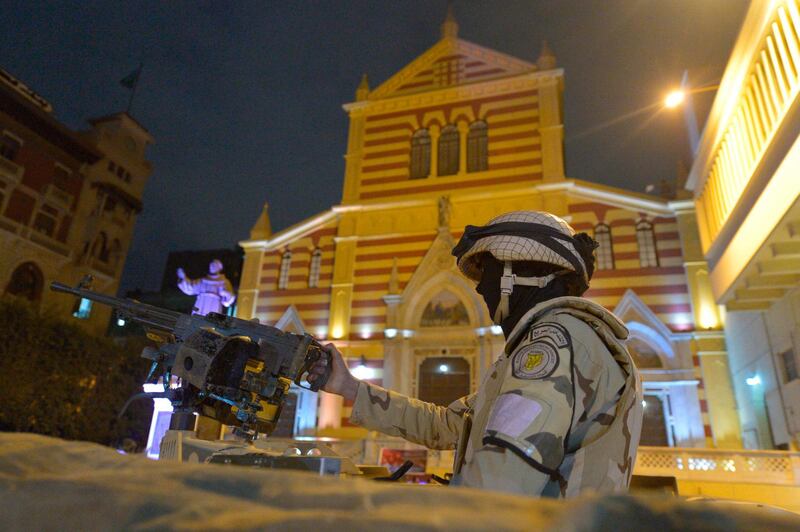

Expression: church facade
xmin=237 ymin=14 xmax=741 ymax=449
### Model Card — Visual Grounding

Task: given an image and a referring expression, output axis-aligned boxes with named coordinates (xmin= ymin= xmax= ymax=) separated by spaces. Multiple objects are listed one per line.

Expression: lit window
xmin=409 ymin=129 xmax=431 ymax=179
xmin=0 ymin=132 xmax=21 ymax=161
xmin=308 ymin=248 xmax=322 ymax=288
xmin=467 ymin=121 xmax=488 ymax=172
xmin=594 ymin=224 xmax=614 ymax=270
xmin=278 ymin=250 xmax=292 ymax=289
xmin=73 ymin=298 xmax=92 ymax=319
xmin=636 ymin=221 xmax=659 ymax=267
xmin=437 ymin=125 xmax=459 ymax=176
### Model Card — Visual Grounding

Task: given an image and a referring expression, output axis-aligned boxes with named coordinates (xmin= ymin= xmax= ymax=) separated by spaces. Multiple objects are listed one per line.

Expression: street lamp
xmin=663 ymin=70 xmax=720 ymax=155
xmin=664 ymin=90 xmax=686 ymax=109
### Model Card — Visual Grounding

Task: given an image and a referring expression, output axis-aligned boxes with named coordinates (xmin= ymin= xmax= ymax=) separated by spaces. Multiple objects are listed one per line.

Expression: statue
xmin=177 ymin=259 xmax=235 ymax=316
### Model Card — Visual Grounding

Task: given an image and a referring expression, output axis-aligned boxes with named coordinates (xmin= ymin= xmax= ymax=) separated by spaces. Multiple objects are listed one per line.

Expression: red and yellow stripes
xmin=392 ymin=53 xmax=513 ymax=96
xmin=254 ymin=225 xmax=337 ymax=333
xmin=568 ymin=201 xmax=693 ymax=332
xmin=357 ymin=88 xmax=542 ymax=201
xmin=347 ymin=233 xmax=437 ymax=340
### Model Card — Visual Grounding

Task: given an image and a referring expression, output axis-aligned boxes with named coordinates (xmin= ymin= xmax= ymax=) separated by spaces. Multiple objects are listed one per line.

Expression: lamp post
xmin=663 ymin=70 xmax=719 ymax=157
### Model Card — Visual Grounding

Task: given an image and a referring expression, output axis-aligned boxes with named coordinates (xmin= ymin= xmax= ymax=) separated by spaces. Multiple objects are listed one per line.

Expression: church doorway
xmin=417 ymin=355 xmax=470 ymax=406
xmin=5 ymin=262 xmax=44 ymax=302
xmin=640 ymin=394 xmax=671 ymax=446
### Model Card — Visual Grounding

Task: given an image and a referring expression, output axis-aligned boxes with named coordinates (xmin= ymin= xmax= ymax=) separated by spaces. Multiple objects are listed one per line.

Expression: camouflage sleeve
xmin=349 ymin=381 xmax=472 ymax=450
xmin=478 ymin=320 xmax=576 ymax=487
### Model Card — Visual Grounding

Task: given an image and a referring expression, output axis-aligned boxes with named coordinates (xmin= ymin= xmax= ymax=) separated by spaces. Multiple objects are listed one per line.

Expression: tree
xmin=0 ymin=297 xmax=152 ymax=448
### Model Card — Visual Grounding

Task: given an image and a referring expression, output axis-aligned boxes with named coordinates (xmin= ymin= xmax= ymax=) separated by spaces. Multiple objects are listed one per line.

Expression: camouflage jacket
xmin=349 ymin=296 xmax=643 ymax=498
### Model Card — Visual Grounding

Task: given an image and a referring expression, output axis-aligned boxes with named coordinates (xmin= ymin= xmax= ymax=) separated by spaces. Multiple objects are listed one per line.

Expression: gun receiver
xmin=50 ymin=280 xmax=330 ymax=440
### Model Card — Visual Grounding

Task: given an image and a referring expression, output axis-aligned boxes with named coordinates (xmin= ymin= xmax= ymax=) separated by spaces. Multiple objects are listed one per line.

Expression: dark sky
xmin=0 ymin=1 xmax=749 ymax=293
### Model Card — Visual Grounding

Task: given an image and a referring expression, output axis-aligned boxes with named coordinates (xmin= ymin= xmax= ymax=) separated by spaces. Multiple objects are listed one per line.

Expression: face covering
xmin=476 ymin=255 xmax=573 ymax=338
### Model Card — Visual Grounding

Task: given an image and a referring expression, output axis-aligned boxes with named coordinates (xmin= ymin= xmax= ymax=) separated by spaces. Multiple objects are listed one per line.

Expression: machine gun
xmin=50 ymin=279 xmax=331 ymax=441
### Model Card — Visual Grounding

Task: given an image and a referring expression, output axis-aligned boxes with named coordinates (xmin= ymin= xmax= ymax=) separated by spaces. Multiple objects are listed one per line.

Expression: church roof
xmin=368 ymin=33 xmax=538 ymax=101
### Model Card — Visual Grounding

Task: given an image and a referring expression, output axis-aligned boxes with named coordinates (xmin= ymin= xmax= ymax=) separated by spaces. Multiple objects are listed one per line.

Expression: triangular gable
xmin=393 ymin=227 xmax=491 ymax=328
xmin=371 ymin=38 xmax=536 ymax=100
xmin=613 ymin=289 xmax=679 ymax=363
xmin=274 ymin=305 xmax=306 ymax=334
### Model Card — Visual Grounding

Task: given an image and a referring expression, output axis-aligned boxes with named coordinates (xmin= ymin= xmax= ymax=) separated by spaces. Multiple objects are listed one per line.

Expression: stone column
xmin=458 ymin=121 xmax=469 ymax=174
xmin=429 ymin=124 xmax=440 ymax=178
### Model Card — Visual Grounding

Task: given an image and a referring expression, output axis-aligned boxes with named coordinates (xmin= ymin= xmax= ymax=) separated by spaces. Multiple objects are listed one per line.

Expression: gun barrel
xmin=50 ymin=281 xmax=182 ymax=331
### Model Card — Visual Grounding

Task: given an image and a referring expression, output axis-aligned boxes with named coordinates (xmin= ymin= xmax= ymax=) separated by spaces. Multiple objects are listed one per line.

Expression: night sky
xmin=0 ymin=1 xmax=749 ymax=293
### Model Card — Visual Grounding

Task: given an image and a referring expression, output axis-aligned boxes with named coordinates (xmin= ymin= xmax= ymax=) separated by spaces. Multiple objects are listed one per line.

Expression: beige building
xmin=687 ymin=0 xmax=800 ymax=450
xmin=236 ymin=12 xmax=742 ymax=451
xmin=0 ymin=68 xmax=152 ymax=334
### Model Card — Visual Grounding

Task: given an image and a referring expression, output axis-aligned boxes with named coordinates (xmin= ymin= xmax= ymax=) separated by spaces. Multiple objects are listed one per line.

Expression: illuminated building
xmin=237 ymin=11 xmax=741 ymax=449
xmin=0 ymin=68 xmax=153 ymax=334
xmin=687 ymin=0 xmax=800 ymax=450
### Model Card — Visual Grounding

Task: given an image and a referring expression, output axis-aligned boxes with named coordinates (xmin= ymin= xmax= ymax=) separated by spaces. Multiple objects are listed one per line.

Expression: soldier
xmin=309 ymin=211 xmax=643 ymax=498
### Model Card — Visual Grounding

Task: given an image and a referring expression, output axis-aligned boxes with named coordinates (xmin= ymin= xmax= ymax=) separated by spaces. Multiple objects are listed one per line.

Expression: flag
xmin=119 ymin=65 xmax=141 ymax=90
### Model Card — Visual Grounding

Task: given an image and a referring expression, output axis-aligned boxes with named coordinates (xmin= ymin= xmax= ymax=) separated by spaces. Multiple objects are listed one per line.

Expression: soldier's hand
xmin=307 ymin=343 xmax=359 ymax=402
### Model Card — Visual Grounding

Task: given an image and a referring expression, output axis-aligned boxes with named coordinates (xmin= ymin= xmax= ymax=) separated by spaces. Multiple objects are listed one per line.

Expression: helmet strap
xmin=491 ymin=261 xmax=559 ymax=324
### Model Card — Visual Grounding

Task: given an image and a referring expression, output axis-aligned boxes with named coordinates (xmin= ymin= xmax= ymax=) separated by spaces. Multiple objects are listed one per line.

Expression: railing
xmin=0 ymin=156 xmax=23 ymax=183
xmin=307 ymin=437 xmax=800 ymax=486
xmin=635 ymin=446 xmax=800 ymax=486
xmin=45 ymin=184 xmax=74 ymax=210
xmin=90 ymin=257 xmax=117 ymax=277
xmin=696 ymin=0 xmax=800 ymax=249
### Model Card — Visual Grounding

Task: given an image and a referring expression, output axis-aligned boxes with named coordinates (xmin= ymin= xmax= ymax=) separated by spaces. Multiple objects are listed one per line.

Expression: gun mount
xmin=50 ymin=279 xmax=331 ymax=441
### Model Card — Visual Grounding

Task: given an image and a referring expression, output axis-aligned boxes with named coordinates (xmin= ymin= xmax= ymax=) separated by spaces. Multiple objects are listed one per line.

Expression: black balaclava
xmin=475 ymin=233 xmax=598 ymax=338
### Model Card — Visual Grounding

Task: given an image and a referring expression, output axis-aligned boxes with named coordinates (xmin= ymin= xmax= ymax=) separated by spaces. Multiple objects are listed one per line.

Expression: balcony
xmin=0 ymin=156 xmax=23 ymax=185
xmin=45 ymin=184 xmax=74 ymax=211
xmin=28 ymin=229 xmax=70 ymax=257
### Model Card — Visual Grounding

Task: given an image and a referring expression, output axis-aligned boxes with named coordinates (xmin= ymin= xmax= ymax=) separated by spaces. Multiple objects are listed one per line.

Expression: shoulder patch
xmin=528 ymin=322 xmax=571 ymax=348
xmin=512 ymin=340 xmax=559 ymax=380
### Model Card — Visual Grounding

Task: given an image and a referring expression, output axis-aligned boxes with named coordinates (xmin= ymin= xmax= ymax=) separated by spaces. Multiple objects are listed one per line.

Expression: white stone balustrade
xmin=635 ymin=446 xmax=800 ymax=486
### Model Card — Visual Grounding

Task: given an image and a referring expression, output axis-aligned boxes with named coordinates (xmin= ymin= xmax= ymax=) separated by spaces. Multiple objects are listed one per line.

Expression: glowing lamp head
xmin=699 ymin=305 xmax=718 ymax=330
xmin=438 ymin=364 xmax=449 ymax=373
xmin=351 ymin=357 xmax=376 ymax=380
xmin=745 ymin=375 xmax=762 ymax=386
xmin=117 ymin=317 xmax=126 ymax=327
xmin=664 ymin=90 xmax=685 ymax=108
xmin=641 ymin=400 xmax=647 ymax=408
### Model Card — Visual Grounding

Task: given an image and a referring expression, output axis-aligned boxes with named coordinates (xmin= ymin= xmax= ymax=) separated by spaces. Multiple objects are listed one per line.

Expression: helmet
xmin=451 ymin=211 xmax=594 ymax=323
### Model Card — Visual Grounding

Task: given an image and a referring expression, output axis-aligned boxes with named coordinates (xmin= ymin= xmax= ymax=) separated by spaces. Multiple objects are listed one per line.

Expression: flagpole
xmin=126 ymin=62 xmax=143 ymax=115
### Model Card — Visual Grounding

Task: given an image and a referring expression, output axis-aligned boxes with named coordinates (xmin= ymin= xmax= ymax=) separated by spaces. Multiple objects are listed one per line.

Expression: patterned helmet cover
xmin=456 ymin=211 xmax=587 ymax=282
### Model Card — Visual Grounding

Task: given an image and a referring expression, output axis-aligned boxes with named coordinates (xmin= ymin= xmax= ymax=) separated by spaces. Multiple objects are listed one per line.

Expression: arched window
xmin=418 ymin=356 xmax=470 ymax=406
xmin=5 ymin=262 xmax=44 ymax=302
xmin=278 ymin=249 xmax=292 ymax=289
xmin=594 ymin=223 xmax=614 ymax=270
xmin=92 ymin=232 xmax=109 ymax=263
xmin=308 ymin=248 xmax=322 ymax=288
xmin=626 ymin=337 xmax=664 ymax=368
xmin=409 ymin=129 xmax=431 ymax=179
xmin=467 ymin=121 xmax=488 ymax=172
xmin=636 ymin=221 xmax=659 ymax=267
xmin=437 ymin=125 xmax=459 ymax=176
